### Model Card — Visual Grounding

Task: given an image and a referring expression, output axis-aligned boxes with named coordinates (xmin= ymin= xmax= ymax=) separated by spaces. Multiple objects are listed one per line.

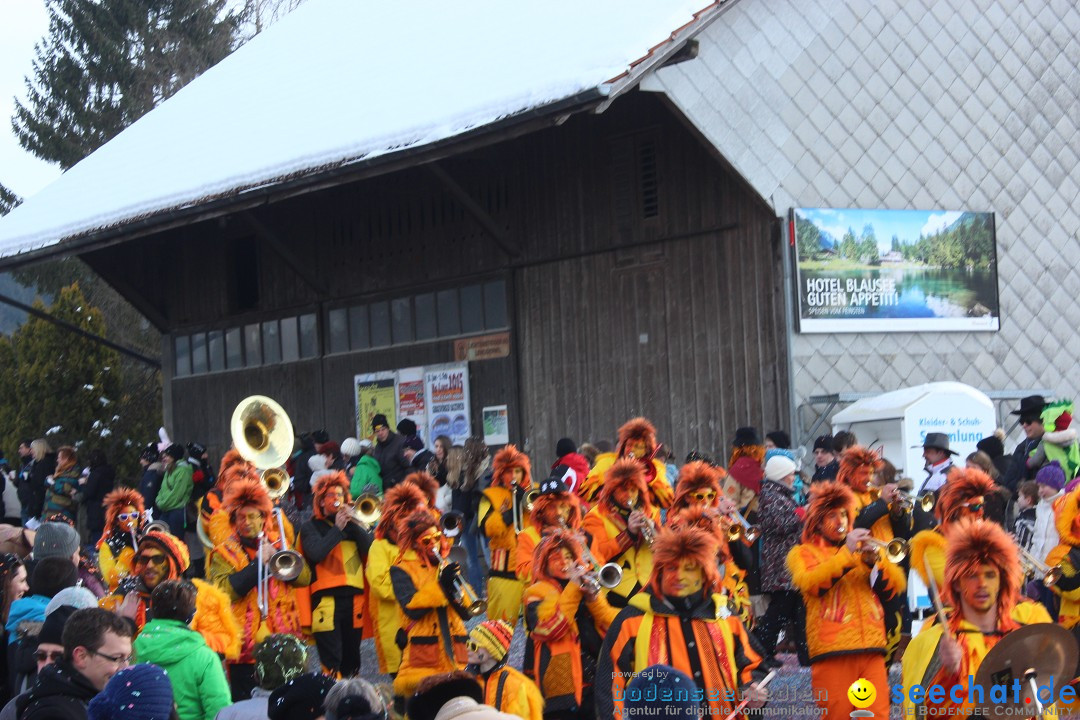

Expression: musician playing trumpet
xmin=516 ymin=466 xmax=590 ymax=583
xmin=295 ymin=472 xmax=373 ymax=677
xmin=96 ymin=488 xmax=146 ymax=593
xmin=479 ymin=445 xmax=533 ymax=624
xmin=208 ymin=479 xmax=311 ymax=701
xmin=523 ymin=530 xmax=617 ymax=720
xmin=582 ymin=459 xmax=658 ymax=608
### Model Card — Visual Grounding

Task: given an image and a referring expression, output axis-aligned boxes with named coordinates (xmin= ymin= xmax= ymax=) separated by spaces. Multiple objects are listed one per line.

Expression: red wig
xmin=532 ymin=530 xmax=585 ymax=586
xmin=936 ymin=468 xmax=996 ymax=525
xmin=530 ymin=491 xmax=583 ymax=533
xmin=597 ymin=458 xmax=652 ymax=515
xmin=837 ymin=446 xmax=883 ymax=490
xmin=802 ymin=481 xmax=855 ymax=544
xmin=670 ymin=461 xmax=722 ymax=515
xmin=403 ymin=472 xmax=439 ymax=507
xmin=616 ymin=417 xmax=657 ymax=458
xmin=396 ymin=509 xmax=439 ymax=566
xmin=942 ymin=519 xmax=1020 ymax=626
xmin=312 ymin=471 xmax=352 ymax=521
xmin=665 ymin=506 xmax=730 ymax=564
xmin=491 ymin=446 xmax=531 ymax=490
xmin=376 ymin=482 xmax=429 ymax=541
xmin=648 ymin=527 xmax=723 ymax=596
xmin=98 ymin=489 xmax=145 ymax=546
xmin=218 ymin=448 xmax=253 ymax=478
xmin=223 ymin=479 xmax=273 ymax=529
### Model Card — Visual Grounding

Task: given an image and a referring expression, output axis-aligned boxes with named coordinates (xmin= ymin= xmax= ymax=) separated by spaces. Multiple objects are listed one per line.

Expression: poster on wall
xmin=354 ymin=372 xmax=397 ymax=441
xmin=424 ymin=364 xmax=471 ymax=446
xmin=791 ymin=208 xmax=999 ymax=333
xmin=396 ymin=366 xmax=427 ymax=442
xmin=482 ymin=405 xmax=509 ymax=445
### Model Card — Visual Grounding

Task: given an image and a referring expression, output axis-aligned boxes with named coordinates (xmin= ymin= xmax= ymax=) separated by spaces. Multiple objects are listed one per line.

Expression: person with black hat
xmin=912 ymin=432 xmax=959 ymax=533
xmin=1001 ymin=395 xmax=1049 ymax=493
xmin=371 ymin=414 xmax=410 ymax=490
xmin=136 ymin=446 xmax=164 ymax=516
xmin=186 ymin=442 xmax=215 ymax=502
xmin=157 ymin=444 xmax=193 ymax=536
xmin=810 ymin=435 xmax=839 ymax=482
xmin=268 ymin=672 xmax=337 ymax=720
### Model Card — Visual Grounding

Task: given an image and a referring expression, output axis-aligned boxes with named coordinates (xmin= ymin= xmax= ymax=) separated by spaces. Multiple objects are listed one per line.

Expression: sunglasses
xmin=118 ymin=513 xmax=140 ymax=522
xmin=1020 ymin=418 xmax=1040 ymax=426
xmin=34 ymin=650 xmax=63 ymax=664
xmin=466 ymin=640 xmax=480 ymax=652
xmin=961 ymin=502 xmax=984 ymax=513
xmin=690 ymin=491 xmax=717 ymax=502
xmin=134 ymin=553 xmax=168 ymax=568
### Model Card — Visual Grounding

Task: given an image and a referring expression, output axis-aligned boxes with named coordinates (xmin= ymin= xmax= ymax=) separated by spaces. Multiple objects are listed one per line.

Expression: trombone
xmin=433 ymin=545 xmax=486 ymax=617
xmin=1019 ymin=546 xmax=1063 ymax=587
xmin=858 ymin=537 xmax=910 ymax=564
xmin=513 ymin=487 xmax=539 ymax=533
xmin=726 ymin=510 xmax=761 ymax=544
xmin=559 ymin=519 xmax=623 ymax=589
xmin=256 ymin=508 xmax=304 ymax=617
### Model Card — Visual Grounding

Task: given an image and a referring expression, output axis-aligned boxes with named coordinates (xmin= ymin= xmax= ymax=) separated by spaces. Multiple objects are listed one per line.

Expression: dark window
xmin=207 ymin=330 xmax=225 ymax=372
xmin=280 ymin=316 xmax=299 ymax=362
xmin=460 ymin=284 xmax=484 ymax=334
xmin=328 ymin=309 xmax=348 ymax=354
xmin=174 ymin=336 xmax=191 ymax=377
xmin=483 ymin=280 xmax=507 ymax=328
xmin=415 ymin=293 xmax=436 ymax=341
xmin=391 ymin=298 xmax=412 ymax=344
xmin=245 ymin=324 xmax=262 ymax=366
xmin=369 ymin=301 xmax=390 ymax=348
xmin=349 ymin=306 xmax=370 ymax=350
xmin=262 ymin=320 xmax=281 ymax=364
xmin=190 ymin=333 xmax=207 ymax=374
xmin=225 ymin=328 xmax=243 ymax=369
xmin=437 ymin=289 xmax=460 ymax=336
xmin=227 ymin=236 xmax=259 ymax=312
xmin=299 ymin=314 xmax=318 ymax=358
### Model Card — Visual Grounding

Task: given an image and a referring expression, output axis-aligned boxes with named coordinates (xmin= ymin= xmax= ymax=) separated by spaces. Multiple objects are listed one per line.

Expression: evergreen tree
xmin=13 ymin=0 xmax=244 ymax=170
xmin=0 ymin=183 xmax=20 ymax=216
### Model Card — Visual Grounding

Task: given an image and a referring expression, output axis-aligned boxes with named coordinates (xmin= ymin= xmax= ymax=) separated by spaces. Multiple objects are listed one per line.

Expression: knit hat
xmin=33 ymin=522 xmax=80 ymax=560
xmin=468 ymin=620 xmax=513 ymax=663
xmin=732 ymin=426 xmax=761 ymax=447
xmin=29 ymin=557 xmax=78 ymax=597
xmin=308 ymin=454 xmax=328 ymax=472
xmin=404 ymin=436 xmax=425 ymax=452
xmin=765 ymin=447 xmax=798 ymax=465
xmin=340 ymin=437 xmax=363 ymax=457
xmin=38 ymin=605 xmax=78 ymax=646
xmin=765 ymin=431 xmax=791 ymax=449
xmin=254 ymin=634 xmax=308 ymax=690
xmin=139 ymin=531 xmax=191 ymax=577
xmin=187 ymin=442 xmax=206 ymax=458
xmin=269 ymin=673 xmax=337 ymax=720
xmin=764 ymin=455 xmax=798 ymax=483
xmin=397 ymin=418 xmax=418 ymax=437
xmin=164 ymin=443 xmax=186 ymax=461
xmin=555 ymin=438 xmax=577 ymax=458
xmin=624 ymin=664 xmax=701 ymax=718
xmin=1036 ymin=461 xmax=1066 ymax=492
xmin=539 ymin=466 xmax=572 ymax=495
xmin=371 ymin=414 xmax=389 ymax=431
xmin=88 ymin=664 xmax=174 ymax=720
xmin=139 ymin=445 xmax=160 ymax=463
xmin=976 ymin=434 xmax=1005 ymax=459
xmin=813 ymin=435 xmax=834 ymax=452
xmin=45 ymin=586 xmax=99 ymax=616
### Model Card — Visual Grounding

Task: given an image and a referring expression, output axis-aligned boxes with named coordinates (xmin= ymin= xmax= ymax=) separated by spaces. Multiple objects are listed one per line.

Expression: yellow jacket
xmin=97 ymin=541 xmax=136 ymax=594
xmin=480 ymin=486 xmax=520 ymax=574
xmin=581 ymin=504 xmax=656 ymax=606
xmin=480 ymin=665 xmax=544 ymax=720
xmin=364 ymin=538 xmax=402 ymax=674
xmin=583 ymin=453 xmax=673 ymax=507
xmin=787 ymin=540 xmax=905 ymax=661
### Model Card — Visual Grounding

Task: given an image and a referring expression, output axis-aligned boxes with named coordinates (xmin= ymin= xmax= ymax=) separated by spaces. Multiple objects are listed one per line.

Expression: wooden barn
xmin=0 ymin=2 xmax=789 ymax=463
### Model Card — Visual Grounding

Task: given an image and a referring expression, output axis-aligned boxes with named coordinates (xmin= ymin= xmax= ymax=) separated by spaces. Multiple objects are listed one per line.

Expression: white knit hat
xmin=340 ymin=438 xmax=362 ymax=457
xmin=764 ymin=455 xmax=798 ymax=482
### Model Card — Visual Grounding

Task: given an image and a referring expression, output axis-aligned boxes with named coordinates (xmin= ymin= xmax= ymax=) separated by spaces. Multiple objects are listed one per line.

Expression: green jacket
xmin=351 ymin=454 xmax=383 ymax=497
xmin=134 ymin=618 xmax=231 ymax=720
xmin=157 ymin=459 xmax=193 ymax=511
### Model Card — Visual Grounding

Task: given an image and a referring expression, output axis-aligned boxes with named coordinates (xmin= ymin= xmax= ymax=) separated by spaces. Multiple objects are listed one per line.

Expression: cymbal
xmin=973 ymin=623 xmax=1078 ymax=712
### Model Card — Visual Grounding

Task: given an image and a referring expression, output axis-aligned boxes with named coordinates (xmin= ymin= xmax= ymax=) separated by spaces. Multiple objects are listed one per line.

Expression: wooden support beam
xmin=240 ymin=211 xmax=321 ymax=293
xmin=427 ymin=162 xmax=520 ymax=257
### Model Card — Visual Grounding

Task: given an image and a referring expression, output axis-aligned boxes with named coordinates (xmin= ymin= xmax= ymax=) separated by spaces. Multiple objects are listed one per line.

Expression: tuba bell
xmin=260 ymin=468 xmax=291 ymax=502
xmin=352 ymin=492 xmax=382 ymax=527
xmin=231 ymin=396 xmax=295 ymax=469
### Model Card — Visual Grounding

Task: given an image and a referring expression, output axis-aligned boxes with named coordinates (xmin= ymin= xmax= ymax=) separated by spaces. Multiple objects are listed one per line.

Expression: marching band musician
xmin=100 ymin=530 xmax=240 ymax=658
xmin=516 ymin=465 xmax=589 ymax=583
xmin=365 ymin=481 xmax=430 ymax=676
xmin=581 ymin=458 xmax=659 ymax=608
xmin=581 ymin=418 xmax=674 ymax=509
xmin=523 ymin=530 xmax=617 ymax=719
xmin=295 ymin=471 xmax=373 ymax=677
xmin=1044 ymin=483 xmax=1080 ymax=626
xmin=199 ymin=454 xmax=259 ymax=562
xmin=595 ymin=525 xmax=768 ymax=719
xmin=390 ymin=508 xmax=471 ymax=711
xmin=788 ymin=481 xmax=904 ymax=720
xmin=466 ymin=619 xmax=544 ymax=720
xmin=96 ymin=488 xmax=146 ymax=593
xmin=910 ymin=469 xmax=995 ymax=591
xmin=208 ymin=478 xmax=311 ymax=701
xmin=479 ymin=445 xmax=533 ymax=624
xmin=902 ymin=519 xmax=1053 ymax=717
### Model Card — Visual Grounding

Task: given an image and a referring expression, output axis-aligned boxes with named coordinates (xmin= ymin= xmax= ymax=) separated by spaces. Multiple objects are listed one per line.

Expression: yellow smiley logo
xmin=847 ymin=677 xmax=876 ymax=709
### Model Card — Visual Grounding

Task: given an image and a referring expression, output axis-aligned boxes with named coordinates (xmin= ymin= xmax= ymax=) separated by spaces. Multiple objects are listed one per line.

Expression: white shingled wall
xmin=648 ymin=0 xmax=1080 ymax=438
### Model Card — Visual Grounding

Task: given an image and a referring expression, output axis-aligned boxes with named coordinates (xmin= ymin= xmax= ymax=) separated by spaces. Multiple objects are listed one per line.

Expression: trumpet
xmin=440 ymin=511 xmax=465 ymax=534
xmin=351 ymin=492 xmax=381 ymax=527
xmin=1019 ymin=546 xmax=1063 ymax=587
xmin=513 ymin=487 xmax=539 ymax=533
xmin=257 ymin=508 xmax=304 ymax=617
xmin=868 ymin=485 xmax=934 ymax=513
xmin=559 ymin=519 xmax=623 ymax=589
xmin=726 ymin=510 xmax=761 ymax=544
xmin=858 ymin=537 xmax=910 ymax=564
xmin=434 ymin=546 xmax=486 ymax=617
xmin=570 ymin=563 xmax=602 ymax=595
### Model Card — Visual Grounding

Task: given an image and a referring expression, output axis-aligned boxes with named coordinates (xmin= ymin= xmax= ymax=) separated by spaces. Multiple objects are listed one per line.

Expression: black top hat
xmin=1010 ymin=395 xmax=1048 ymax=417
xmin=914 ymin=432 xmax=957 ymax=455
xmin=540 ymin=466 xmax=574 ymax=495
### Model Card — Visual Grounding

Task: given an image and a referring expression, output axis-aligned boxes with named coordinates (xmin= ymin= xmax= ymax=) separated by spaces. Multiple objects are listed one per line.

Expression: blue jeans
xmin=460 ymin=523 xmax=486 ymax=593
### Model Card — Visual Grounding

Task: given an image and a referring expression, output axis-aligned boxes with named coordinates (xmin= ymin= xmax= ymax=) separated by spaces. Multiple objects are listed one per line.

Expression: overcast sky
xmin=0 ymin=1 xmax=62 ymax=201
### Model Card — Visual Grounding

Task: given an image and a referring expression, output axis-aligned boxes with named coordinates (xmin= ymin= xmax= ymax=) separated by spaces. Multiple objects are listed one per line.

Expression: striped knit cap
xmin=468 ymin=620 xmax=513 ymax=662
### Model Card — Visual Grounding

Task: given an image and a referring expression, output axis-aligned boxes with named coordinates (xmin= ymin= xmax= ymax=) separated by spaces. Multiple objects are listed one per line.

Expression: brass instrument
xmin=1019 ymin=546 xmax=1063 ymax=587
xmin=726 ymin=510 xmax=761 ymax=544
xmin=141 ymin=520 xmax=170 ymax=537
xmin=434 ymin=546 xmax=486 ymax=617
xmin=571 ymin=563 xmax=602 ymax=595
xmin=559 ymin=519 xmax=623 ymax=589
xmin=868 ymin=485 xmax=934 ymax=513
xmin=858 ymin=537 xmax=909 ymax=564
xmin=260 ymin=468 xmax=290 ymax=502
xmin=351 ymin=492 xmax=381 ymax=528
xmin=231 ymin=396 xmax=294 ymax=469
xmin=513 ymin=487 xmax=539 ymax=533
xmin=440 ymin=511 xmax=464 ymax=534
xmin=257 ymin=508 xmax=304 ymax=617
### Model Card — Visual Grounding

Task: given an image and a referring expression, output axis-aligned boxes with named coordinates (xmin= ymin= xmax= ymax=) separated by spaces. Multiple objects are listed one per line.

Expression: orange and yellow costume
xmin=581 ymin=418 xmax=673 ymax=509
xmin=479 ymin=445 xmax=532 ymax=624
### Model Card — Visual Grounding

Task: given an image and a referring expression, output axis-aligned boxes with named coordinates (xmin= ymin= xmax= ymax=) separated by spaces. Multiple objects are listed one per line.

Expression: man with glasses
xmin=17 ymin=607 xmax=133 ymax=720
xmin=1002 ymin=395 xmax=1050 ymax=493
xmin=910 ymin=468 xmax=995 ymax=592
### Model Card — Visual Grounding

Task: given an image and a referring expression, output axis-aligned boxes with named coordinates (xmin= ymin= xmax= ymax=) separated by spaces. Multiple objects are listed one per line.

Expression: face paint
xmin=958 ymin=562 xmax=1000 ymax=613
xmin=690 ymin=489 xmax=717 ymax=506
xmin=237 ymin=507 xmax=265 ymax=539
xmin=615 ymin=486 xmax=640 ymax=510
xmin=118 ymin=506 xmax=139 ymax=532
xmin=512 ymin=467 xmax=525 ymax=485
xmin=661 ymin=559 xmax=705 ymax=598
xmin=546 ymin=547 xmax=574 ymax=580
xmin=629 ymin=441 xmax=647 ymax=459
xmin=822 ymin=508 xmax=848 ymax=544
xmin=851 ymin=465 xmax=875 ymax=492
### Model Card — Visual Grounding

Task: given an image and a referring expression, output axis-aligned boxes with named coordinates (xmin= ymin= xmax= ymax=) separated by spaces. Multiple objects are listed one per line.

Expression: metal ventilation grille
xmin=638 ymin=136 xmax=659 ymax=218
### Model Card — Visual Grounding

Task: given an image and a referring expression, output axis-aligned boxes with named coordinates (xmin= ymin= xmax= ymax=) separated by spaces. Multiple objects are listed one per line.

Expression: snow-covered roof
xmin=831 ymin=382 xmax=994 ymax=423
xmin=0 ymin=0 xmax=722 ymax=264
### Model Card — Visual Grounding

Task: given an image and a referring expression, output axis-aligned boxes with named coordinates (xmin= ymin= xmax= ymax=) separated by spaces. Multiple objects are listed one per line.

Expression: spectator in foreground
xmin=216 ymin=634 xmax=307 ymax=720
xmin=267 ymin=673 xmax=336 ymax=720
xmin=322 ymin=677 xmax=387 ymax=720
xmin=87 ymin=664 xmax=174 ymax=720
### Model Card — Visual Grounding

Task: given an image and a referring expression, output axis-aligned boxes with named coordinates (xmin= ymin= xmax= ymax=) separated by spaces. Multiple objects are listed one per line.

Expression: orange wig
xmin=802 ymin=481 xmax=855 ymax=544
xmin=648 ymin=527 xmax=723 ymax=596
xmin=403 ymin=472 xmax=439 ymax=507
xmin=312 ymin=471 xmax=352 ymax=520
xmin=218 ymin=448 xmax=253 ymax=478
xmin=837 ymin=446 xmax=883 ymax=490
xmin=942 ymin=519 xmax=1020 ymax=624
xmin=396 ymin=509 xmax=440 ymax=565
xmin=670 ymin=461 xmax=723 ymax=515
xmin=491 ymin=445 xmax=531 ymax=490
xmin=616 ymin=417 xmax=657 ymax=458
xmin=597 ymin=458 xmax=652 ymax=515
xmin=530 ymin=491 xmax=583 ymax=533
xmin=223 ymin=479 xmax=273 ymax=529
xmin=376 ymin=482 xmax=429 ymax=541
xmin=98 ymin=489 xmax=145 ymax=545
xmin=665 ymin=506 xmax=730 ymax=564
xmin=532 ymin=530 xmax=585 ymax=586
xmin=936 ymin=469 xmax=996 ymax=525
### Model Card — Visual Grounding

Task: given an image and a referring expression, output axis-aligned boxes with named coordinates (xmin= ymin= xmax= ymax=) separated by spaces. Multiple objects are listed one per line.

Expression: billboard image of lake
xmin=792 ymin=208 xmax=1000 ymax=333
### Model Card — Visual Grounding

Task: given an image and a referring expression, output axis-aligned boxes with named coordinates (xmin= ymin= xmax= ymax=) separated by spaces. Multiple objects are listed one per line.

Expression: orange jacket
xmin=581 ymin=504 xmax=656 ymax=606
